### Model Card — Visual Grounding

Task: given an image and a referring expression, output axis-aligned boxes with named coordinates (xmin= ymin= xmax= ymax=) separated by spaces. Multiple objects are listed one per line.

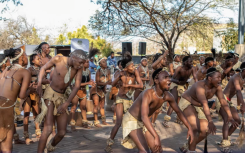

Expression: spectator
xmin=107 ymin=52 xmax=117 ymax=68
xmin=89 ymin=57 xmax=97 ymax=73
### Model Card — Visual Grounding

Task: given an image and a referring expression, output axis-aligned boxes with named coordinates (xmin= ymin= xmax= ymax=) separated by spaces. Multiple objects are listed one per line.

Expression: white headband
xmin=126 ymin=61 xmax=133 ymax=67
xmin=173 ymin=55 xmax=178 ymax=60
xmin=70 ymin=52 xmax=87 ymax=60
xmin=10 ymin=48 xmax=24 ymax=63
xmin=206 ymin=71 xmax=216 ymax=76
xmin=98 ymin=57 xmax=106 ymax=64
xmin=141 ymin=58 xmax=147 ymax=62
xmin=0 ymin=57 xmax=8 ymax=66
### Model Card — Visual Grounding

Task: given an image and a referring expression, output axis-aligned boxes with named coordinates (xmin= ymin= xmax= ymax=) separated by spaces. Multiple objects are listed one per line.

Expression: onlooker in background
xmin=107 ymin=52 xmax=117 ymax=68
xmin=89 ymin=57 xmax=97 ymax=73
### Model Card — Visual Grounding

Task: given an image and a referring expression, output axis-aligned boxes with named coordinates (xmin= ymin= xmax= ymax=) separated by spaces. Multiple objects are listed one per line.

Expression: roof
xmin=50 ymin=45 xmax=70 ymax=49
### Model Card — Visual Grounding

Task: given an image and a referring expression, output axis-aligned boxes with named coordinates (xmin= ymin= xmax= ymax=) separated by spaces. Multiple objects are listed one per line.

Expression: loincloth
xmin=76 ymin=88 xmax=87 ymax=100
xmin=215 ymin=95 xmax=234 ymax=113
xmin=115 ymin=96 xmax=133 ymax=113
xmin=109 ymin=87 xmax=119 ymax=100
xmin=43 ymin=85 xmax=69 ymax=116
xmin=178 ymin=97 xmax=207 ymax=121
xmin=90 ymin=86 xmax=105 ymax=98
xmin=170 ymin=82 xmax=185 ymax=96
xmin=188 ymin=78 xmax=195 ymax=89
xmin=121 ymin=112 xmax=147 ymax=149
xmin=0 ymin=96 xmax=15 ymax=142
xmin=29 ymin=92 xmax=40 ymax=102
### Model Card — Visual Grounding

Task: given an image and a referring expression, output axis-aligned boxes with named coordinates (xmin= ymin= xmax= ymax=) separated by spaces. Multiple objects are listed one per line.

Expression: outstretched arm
xmin=169 ymin=63 xmax=174 ymax=76
xmin=152 ymin=51 xmax=168 ymax=70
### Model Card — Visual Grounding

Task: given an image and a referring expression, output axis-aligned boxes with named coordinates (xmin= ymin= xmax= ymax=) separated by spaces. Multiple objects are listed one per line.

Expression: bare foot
xmin=25 ymin=138 xmax=34 ymax=145
xmin=14 ymin=139 xmax=26 ymax=144
xmin=82 ymin=123 xmax=91 ymax=129
xmin=102 ymin=122 xmax=110 ymax=125
xmin=71 ymin=125 xmax=77 ymax=132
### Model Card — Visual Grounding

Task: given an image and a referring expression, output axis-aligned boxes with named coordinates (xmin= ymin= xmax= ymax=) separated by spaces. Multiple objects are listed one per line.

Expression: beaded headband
xmin=70 ymin=51 xmax=87 ymax=60
xmin=206 ymin=71 xmax=216 ymax=76
xmin=173 ymin=54 xmax=178 ymax=60
xmin=0 ymin=57 xmax=8 ymax=66
xmin=98 ymin=57 xmax=106 ymax=64
xmin=10 ymin=48 xmax=24 ymax=63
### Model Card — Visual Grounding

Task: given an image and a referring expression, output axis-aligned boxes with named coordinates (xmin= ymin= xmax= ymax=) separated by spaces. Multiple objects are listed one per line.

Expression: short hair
xmin=34 ymin=42 xmax=48 ymax=54
xmin=236 ymin=68 xmax=241 ymax=72
xmin=30 ymin=54 xmax=38 ymax=65
xmin=240 ymin=62 xmax=245 ymax=71
xmin=152 ymin=68 xmax=163 ymax=84
xmin=206 ymin=67 xmax=219 ymax=79
xmin=230 ymin=68 xmax=235 ymax=72
xmin=182 ymin=56 xmax=191 ymax=63
xmin=4 ymin=48 xmax=22 ymax=64
xmin=205 ymin=57 xmax=214 ymax=65
xmin=121 ymin=51 xmax=132 ymax=68
xmin=70 ymin=49 xmax=87 ymax=59
xmin=111 ymin=52 xmax=114 ymax=55
xmin=226 ymin=55 xmax=233 ymax=60
xmin=117 ymin=60 xmax=122 ymax=66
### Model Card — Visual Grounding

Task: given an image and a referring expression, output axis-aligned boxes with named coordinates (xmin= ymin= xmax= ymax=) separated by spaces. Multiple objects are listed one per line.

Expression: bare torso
xmin=117 ymin=71 xmax=136 ymax=99
xmin=174 ymin=66 xmax=194 ymax=85
xmin=50 ymin=57 xmax=78 ymax=93
xmin=196 ymin=65 xmax=208 ymax=81
xmin=182 ymin=81 xmax=218 ymax=107
xmin=129 ymin=88 xmax=170 ymax=121
xmin=223 ymin=73 xmax=244 ymax=99
xmin=138 ymin=65 xmax=149 ymax=85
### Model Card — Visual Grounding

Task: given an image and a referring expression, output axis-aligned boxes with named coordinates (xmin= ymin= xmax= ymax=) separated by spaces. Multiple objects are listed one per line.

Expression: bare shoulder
xmin=19 ymin=68 xmax=31 ymax=76
xmin=143 ymin=88 xmax=153 ymax=98
xmin=52 ymin=55 xmax=65 ymax=63
xmin=164 ymin=91 xmax=174 ymax=102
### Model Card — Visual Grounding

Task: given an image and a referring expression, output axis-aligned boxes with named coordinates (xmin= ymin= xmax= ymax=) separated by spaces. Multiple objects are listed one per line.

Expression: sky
xmin=1 ymin=0 xmax=101 ymax=37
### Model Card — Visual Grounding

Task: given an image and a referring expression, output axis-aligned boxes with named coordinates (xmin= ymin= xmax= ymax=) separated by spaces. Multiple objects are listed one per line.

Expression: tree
xmin=89 ymin=0 xmax=238 ymax=61
xmin=0 ymin=0 xmax=23 ymax=21
xmin=56 ymin=25 xmax=114 ymax=57
xmin=0 ymin=16 xmax=51 ymax=49
xmin=217 ymin=18 xmax=242 ymax=52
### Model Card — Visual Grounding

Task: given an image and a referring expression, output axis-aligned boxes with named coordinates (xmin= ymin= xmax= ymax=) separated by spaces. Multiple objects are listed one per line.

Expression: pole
xmin=238 ymin=0 xmax=245 ymax=44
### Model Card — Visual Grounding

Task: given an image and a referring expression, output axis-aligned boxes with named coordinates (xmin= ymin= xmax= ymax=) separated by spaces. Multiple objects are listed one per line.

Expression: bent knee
xmin=57 ymin=130 xmax=66 ymax=138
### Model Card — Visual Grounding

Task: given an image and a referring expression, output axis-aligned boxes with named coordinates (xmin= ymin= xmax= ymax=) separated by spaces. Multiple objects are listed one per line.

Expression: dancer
xmin=90 ymin=57 xmax=111 ymax=127
xmin=0 ymin=54 xmax=26 ymax=145
xmin=35 ymin=42 xmax=52 ymax=67
xmin=169 ymin=54 xmax=181 ymax=76
xmin=36 ymin=49 xmax=87 ymax=153
xmin=70 ymin=59 xmax=95 ymax=130
xmin=195 ymin=57 xmax=214 ymax=81
xmin=0 ymin=48 xmax=31 ymax=152
xmin=134 ymin=56 xmax=149 ymax=100
xmin=109 ymin=60 xmax=123 ymax=124
xmin=117 ymin=68 xmax=194 ymax=153
xmin=105 ymin=52 xmax=143 ymax=152
xmin=179 ymin=67 xmax=238 ymax=152
xmin=215 ymin=62 xmax=245 ymax=152
xmin=19 ymin=54 xmax=42 ymax=144
xmin=195 ymin=56 xmax=205 ymax=71
xmin=163 ymin=56 xmax=197 ymax=127
xmin=150 ymin=51 xmax=168 ymax=125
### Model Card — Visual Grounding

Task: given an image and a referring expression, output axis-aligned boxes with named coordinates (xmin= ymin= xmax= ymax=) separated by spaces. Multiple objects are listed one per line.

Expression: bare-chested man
xmin=150 ymin=51 xmax=168 ymax=125
xmin=105 ymin=52 xmax=143 ymax=152
xmin=90 ymin=57 xmax=111 ymax=127
xmin=134 ymin=56 xmax=149 ymax=100
xmin=36 ymin=49 xmax=87 ymax=153
xmin=195 ymin=56 xmax=205 ymax=71
xmin=179 ymin=67 xmax=238 ymax=152
xmin=0 ymin=48 xmax=31 ymax=152
xmin=214 ymin=62 xmax=245 ymax=152
xmin=163 ymin=56 xmax=197 ymax=127
xmin=119 ymin=68 xmax=194 ymax=153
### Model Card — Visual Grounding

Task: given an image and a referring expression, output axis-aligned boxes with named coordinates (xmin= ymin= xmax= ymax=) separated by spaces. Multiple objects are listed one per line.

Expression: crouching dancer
xmin=0 ymin=48 xmax=31 ymax=152
xmin=119 ymin=68 xmax=194 ymax=153
xmin=215 ymin=62 xmax=245 ymax=152
xmin=36 ymin=49 xmax=87 ymax=153
xmin=179 ymin=67 xmax=238 ymax=153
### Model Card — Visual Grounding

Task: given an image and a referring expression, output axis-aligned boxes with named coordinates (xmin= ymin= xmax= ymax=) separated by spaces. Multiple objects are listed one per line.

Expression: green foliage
xmin=56 ymin=25 xmax=113 ymax=57
xmin=217 ymin=19 xmax=242 ymax=52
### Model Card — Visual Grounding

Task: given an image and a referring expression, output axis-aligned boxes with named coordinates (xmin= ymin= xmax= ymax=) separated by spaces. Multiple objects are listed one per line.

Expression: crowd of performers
xmin=0 ymin=42 xmax=245 ymax=153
